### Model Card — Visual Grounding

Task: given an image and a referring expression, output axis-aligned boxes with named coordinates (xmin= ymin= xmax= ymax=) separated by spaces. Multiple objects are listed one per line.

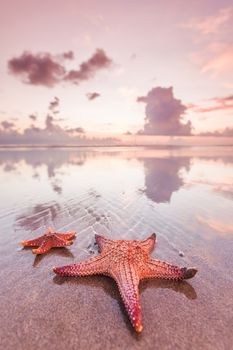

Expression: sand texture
xmin=0 ymin=147 xmax=233 ymax=350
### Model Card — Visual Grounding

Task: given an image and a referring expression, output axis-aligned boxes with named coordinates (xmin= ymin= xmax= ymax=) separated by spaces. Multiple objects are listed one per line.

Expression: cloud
xmin=200 ymin=127 xmax=233 ymax=137
xmin=195 ymin=43 xmax=232 ymax=80
xmin=67 ymin=127 xmax=85 ymax=134
xmin=181 ymin=7 xmax=233 ymax=79
xmin=8 ymin=49 xmax=113 ymax=87
xmin=65 ymin=49 xmax=112 ymax=84
xmin=62 ymin=51 xmax=74 ymax=60
xmin=1 ymin=120 xmax=15 ymax=129
xmin=0 ymin=97 xmax=119 ymax=145
xmin=0 ymin=118 xmax=118 ymax=145
xmin=86 ymin=92 xmax=100 ymax=100
xmin=137 ymin=96 xmax=147 ymax=103
xmin=49 ymin=96 xmax=60 ymax=111
xmin=190 ymin=94 xmax=233 ymax=113
xmin=29 ymin=114 xmax=37 ymax=121
xmin=187 ymin=42 xmax=233 ymax=84
xmin=137 ymin=87 xmax=192 ymax=135
xmin=8 ymin=51 xmax=66 ymax=87
xmin=181 ymin=7 xmax=233 ymax=35
xmin=220 ymin=127 xmax=233 ymax=136
xmin=45 ymin=114 xmax=56 ymax=131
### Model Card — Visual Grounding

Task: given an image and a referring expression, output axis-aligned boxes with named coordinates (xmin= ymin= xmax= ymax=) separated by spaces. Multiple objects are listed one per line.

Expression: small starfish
xmin=53 ymin=233 xmax=197 ymax=332
xmin=21 ymin=227 xmax=76 ymax=255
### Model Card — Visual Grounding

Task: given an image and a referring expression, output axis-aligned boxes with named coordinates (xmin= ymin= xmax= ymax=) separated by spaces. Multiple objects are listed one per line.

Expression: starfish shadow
xmin=53 ymin=274 xmax=197 ymax=336
xmin=140 ymin=278 xmax=197 ymax=300
xmin=33 ymin=248 xmax=74 ymax=267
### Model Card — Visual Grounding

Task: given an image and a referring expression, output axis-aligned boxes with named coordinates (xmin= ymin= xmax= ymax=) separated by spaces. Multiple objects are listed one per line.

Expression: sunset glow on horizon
xmin=0 ymin=0 xmax=233 ymax=145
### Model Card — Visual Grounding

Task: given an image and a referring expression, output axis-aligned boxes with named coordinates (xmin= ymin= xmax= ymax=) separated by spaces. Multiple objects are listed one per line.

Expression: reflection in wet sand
xmin=197 ymin=216 xmax=233 ymax=235
xmin=0 ymin=148 xmax=87 ymax=195
xmin=16 ymin=202 xmax=61 ymax=230
xmin=141 ymin=157 xmax=190 ymax=203
xmin=0 ymin=146 xmax=233 ymax=349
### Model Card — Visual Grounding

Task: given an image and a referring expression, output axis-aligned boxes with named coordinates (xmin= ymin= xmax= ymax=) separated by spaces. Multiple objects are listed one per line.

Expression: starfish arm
xmin=54 ymin=232 xmax=76 ymax=240
xmin=32 ymin=239 xmax=52 ymax=255
xmin=21 ymin=236 xmax=44 ymax=247
xmin=95 ymin=234 xmax=113 ymax=252
xmin=53 ymin=254 xmax=109 ymax=277
xmin=51 ymin=236 xmax=74 ymax=247
xmin=112 ymin=264 xmax=142 ymax=333
xmin=140 ymin=233 xmax=156 ymax=253
xmin=142 ymin=258 xmax=197 ymax=281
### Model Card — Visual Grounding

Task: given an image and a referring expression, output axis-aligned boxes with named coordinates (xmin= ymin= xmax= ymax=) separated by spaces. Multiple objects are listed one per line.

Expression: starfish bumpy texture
xmin=21 ymin=227 xmax=76 ymax=254
xmin=53 ymin=233 xmax=197 ymax=332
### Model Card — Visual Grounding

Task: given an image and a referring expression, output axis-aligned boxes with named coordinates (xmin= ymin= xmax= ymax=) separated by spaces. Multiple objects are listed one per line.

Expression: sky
xmin=0 ymin=0 xmax=233 ymax=145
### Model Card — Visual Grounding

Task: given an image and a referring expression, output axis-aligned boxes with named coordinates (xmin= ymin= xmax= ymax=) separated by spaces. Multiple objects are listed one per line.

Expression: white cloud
xmin=181 ymin=7 xmax=233 ymax=35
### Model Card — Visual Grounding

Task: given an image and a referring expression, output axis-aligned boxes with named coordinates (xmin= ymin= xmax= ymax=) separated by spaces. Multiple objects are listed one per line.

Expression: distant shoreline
xmin=0 ymin=144 xmax=233 ymax=149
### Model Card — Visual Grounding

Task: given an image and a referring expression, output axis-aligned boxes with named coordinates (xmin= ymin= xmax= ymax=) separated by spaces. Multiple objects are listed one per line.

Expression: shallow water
xmin=0 ymin=146 xmax=233 ymax=350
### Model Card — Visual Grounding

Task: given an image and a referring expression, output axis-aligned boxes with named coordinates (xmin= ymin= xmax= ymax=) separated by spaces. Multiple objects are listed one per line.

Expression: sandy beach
xmin=0 ymin=146 xmax=233 ymax=350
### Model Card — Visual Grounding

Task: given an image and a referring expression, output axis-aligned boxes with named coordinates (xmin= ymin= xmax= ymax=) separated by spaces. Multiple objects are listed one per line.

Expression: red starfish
xmin=21 ymin=227 xmax=76 ymax=255
xmin=53 ymin=233 xmax=197 ymax=332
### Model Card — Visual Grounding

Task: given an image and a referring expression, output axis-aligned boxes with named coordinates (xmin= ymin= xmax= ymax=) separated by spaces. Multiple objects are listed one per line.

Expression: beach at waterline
xmin=0 ymin=146 xmax=232 ymax=350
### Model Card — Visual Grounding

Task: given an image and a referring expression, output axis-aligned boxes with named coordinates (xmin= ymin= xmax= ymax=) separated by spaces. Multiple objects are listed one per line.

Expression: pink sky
xmin=0 ymin=0 xmax=233 ymax=144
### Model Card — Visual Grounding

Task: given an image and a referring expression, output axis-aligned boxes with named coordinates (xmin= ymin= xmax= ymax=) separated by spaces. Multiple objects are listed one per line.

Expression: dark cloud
xmin=200 ymin=127 xmax=233 ymax=136
xmin=137 ymin=87 xmax=192 ymax=135
xmin=62 ymin=51 xmax=74 ymax=60
xmin=8 ymin=49 xmax=112 ymax=87
xmin=45 ymin=114 xmax=56 ymax=131
xmin=220 ymin=127 xmax=233 ymax=136
xmin=86 ymin=92 xmax=100 ymax=100
xmin=67 ymin=127 xmax=85 ymax=134
xmin=8 ymin=51 xmax=66 ymax=87
xmin=190 ymin=95 xmax=233 ymax=113
xmin=65 ymin=49 xmax=112 ymax=83
xmin=0 ymin=96 xmax=120 ymax=145
xmin=0 ymin=99 xmax=118 ymax=145
xmin=137 ymin=96 xmax=147 ymax=103
xmin=1 ymin=120 xmax=15 ymax=129
xmin=0 ymin=118 xmax=118 ymax=145
xmin=29 ymin=114 xmax=37 ymax=121
xmin=49 ymin=96 xmax=60 ymax=111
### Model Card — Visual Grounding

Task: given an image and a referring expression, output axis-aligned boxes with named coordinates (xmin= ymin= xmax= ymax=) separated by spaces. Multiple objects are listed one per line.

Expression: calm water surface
xmin=0 ymin=146 xmax=233 ymax=350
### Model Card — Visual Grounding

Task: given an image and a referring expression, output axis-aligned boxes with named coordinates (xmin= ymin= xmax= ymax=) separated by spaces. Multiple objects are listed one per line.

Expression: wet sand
xmin=0 ymin=147 xmax=233 ymax=350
